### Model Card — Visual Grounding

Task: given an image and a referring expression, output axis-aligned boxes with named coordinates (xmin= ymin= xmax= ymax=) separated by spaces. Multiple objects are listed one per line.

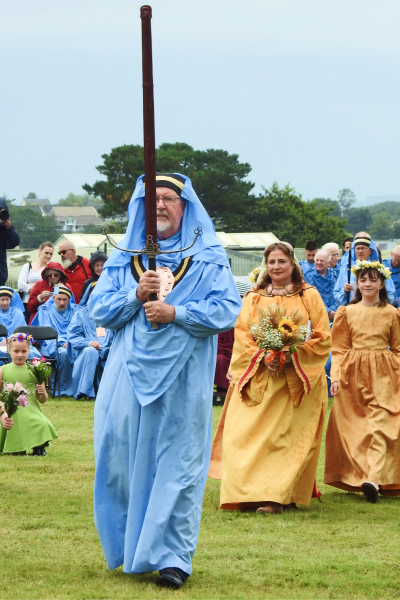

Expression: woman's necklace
xmin=265 ymin=283 xmax=295 ymax=296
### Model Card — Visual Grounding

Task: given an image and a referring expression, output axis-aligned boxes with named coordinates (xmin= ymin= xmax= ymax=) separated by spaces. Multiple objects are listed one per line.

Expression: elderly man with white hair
xmin=383 ymin=245 xmax=400 ymax=307
xmin=322 ymin=242 xmax=340 ymax=277
xmin=304 ymin=249 xmax=338 ymax=321
xmin=58 ymin=241 xmax=90 ymax=303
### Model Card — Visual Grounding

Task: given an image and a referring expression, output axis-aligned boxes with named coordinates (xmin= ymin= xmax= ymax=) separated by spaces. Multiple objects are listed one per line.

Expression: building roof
xmin=54 ymin=234 xmax=108 ymax=249
xmin=21 ymin=198 xmax=51 ymax=207
xmin=51 ymin=206 xmax=99 ymax=217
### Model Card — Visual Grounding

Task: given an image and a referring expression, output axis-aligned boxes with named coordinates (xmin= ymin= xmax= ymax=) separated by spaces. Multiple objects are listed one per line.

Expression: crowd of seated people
xmin=0 ymin=246 xmax=113 ymax=400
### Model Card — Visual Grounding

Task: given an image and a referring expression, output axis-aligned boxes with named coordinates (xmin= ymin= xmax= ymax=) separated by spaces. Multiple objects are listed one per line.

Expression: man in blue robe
xmin=299 ymin=240 xmax=317 ymax=276
xmin=304 ymin=250 xmax=338 ymax=321
xmin=321 ymin=242 xmax=340 ymax=278
xmin=31 ymin=286 xmax=77 ymax=396
xmin=333 ymin=232 xmax=396 ymax=306
xmin=88 ymin=173 xmax=242 ymax=589
xmin=67 ymin=283 xmax=114 ymax=399
xmin=383 ymin=245 xmax=400 ymax=307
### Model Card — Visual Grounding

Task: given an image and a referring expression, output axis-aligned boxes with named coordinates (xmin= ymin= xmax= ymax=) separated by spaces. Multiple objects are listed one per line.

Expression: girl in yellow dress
xmin=325 ymin=260 xmax=400 ymax=503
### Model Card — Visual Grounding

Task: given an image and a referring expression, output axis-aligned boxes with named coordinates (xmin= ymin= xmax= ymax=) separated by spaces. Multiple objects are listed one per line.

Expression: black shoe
xmin=157 ymin=568 xmax=187 ymax=589
xmin=362 ymin=482 xmax=378 ymax=503
xmin=32 ymin=446 xmax=47 ymax=456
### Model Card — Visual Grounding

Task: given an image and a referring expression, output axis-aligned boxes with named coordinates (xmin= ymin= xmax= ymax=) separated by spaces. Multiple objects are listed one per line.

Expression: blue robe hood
xmin=103 ymin=174 xmax=229 ymax=270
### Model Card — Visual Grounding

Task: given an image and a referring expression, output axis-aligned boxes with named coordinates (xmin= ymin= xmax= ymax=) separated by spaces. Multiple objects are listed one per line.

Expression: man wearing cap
xmin=89 ymin=173 xmax=241 ymax=589
xmin=333 ymin=232 xmax=396 ymax=306
xmin=58 ymin=242 xmax=90 ymax=303
xmin=79 ymin=251 xmax=108 ymax=301
xmin=383 ymin=245 xmax=400 ymax=307
xmin=67 ymin=282 xmax=113 ymax=400
xmin=31 ymin=286 xmax=77 ymax=396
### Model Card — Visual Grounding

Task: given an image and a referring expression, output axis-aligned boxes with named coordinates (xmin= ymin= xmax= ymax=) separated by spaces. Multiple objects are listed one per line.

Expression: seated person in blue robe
xmin=322 ymin=242 xmax=340 ymax=278
xmin=67 ymin=282 xmax=114 ymax=400
xmin=0 ymin=286 xmax=40 ymax=361
xmin=304 ymin=250 xmax=338 ymax=321
xmin=383 ymin=245 xmax=400 ymax=307
xmin=31 ymin=286 xmax=77 ymax=397
xmin=334 ymin=232 xmax=396 ymax=306
xmin=88 ymin=173 xmax=242 ymax=590
xmin=299 ymin=240 xmax=317 ymax=276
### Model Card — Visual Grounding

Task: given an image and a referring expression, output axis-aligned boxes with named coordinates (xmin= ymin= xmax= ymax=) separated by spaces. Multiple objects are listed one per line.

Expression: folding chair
xmin=0 ymin=324 xmax=11 ymax=365
xmin=13 ymin=326 xmax=60 ymax=398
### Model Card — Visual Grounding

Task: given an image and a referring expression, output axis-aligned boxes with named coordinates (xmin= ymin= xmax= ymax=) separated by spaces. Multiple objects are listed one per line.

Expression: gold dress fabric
xmin=211 ymin=285 xmax=331 ymax=509
xmin=324 ymin=304 xmax=400 ymax=495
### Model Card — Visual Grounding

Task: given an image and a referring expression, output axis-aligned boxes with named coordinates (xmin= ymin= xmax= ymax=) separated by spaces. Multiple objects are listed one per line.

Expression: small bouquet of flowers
xmin=27 ymin=356 xmax=52 ymax=384
xmin=250 ymin=304 xmax=313 ymax=376
xmin=1 ymin=382 xmax=29 ymax=417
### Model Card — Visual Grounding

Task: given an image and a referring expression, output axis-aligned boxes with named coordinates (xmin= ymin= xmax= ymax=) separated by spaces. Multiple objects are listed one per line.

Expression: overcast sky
xmin=1 ymin=0 xmax=400 ymax=205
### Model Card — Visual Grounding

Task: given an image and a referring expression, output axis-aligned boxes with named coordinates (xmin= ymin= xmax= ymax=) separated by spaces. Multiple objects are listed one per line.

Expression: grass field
xmin=1 ymin=398 xmax=400 ymax=600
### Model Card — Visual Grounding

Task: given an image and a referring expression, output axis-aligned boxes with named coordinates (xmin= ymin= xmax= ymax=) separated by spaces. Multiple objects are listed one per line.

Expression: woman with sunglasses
xmin=27 ymin=262 xmax=72 ymax=324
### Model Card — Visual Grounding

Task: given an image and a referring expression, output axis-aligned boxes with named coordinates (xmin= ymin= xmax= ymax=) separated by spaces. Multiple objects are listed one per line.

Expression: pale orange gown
xmin=324 ymin=303 xmax=400 ymax=495
xmin=210 ymin=285 xmax=331 ymax=508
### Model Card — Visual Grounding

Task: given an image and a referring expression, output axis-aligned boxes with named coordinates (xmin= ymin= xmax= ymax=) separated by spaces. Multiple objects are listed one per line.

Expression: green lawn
xmin=1 ymin=398 xmax=400 ymax=600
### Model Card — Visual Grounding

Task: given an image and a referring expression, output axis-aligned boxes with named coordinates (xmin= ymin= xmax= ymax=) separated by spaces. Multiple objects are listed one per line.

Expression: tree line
xmin=7 ymin=142 xmax=399 ymax=249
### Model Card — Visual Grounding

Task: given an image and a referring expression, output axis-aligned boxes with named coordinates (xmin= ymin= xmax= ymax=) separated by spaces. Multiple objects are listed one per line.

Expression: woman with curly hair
xmin=209 ymin=242 xmax=331 ymax=514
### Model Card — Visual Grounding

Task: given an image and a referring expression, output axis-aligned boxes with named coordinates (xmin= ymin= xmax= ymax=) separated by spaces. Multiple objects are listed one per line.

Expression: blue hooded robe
xmin=31 ymin=296 xmax=77 ymax=396
xmin=299 ymin=260 xmax=314 ymax=276
xmin=0 ymin=288 xmax=40 ymax=360
xmin=67 ymin=287 xmax=114 ymax=399
xmin=333 ymin=241 xmax=396 ymax=306
xmin=304 ymin=268 xmax=338 ymax=315
xmin=383 ymin=258 xmax=400 ymax=306
xmin=88 ymin=174 xmax=242 ymax=576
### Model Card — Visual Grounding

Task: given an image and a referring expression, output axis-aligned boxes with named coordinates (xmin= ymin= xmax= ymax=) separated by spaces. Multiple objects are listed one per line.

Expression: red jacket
xmin=63 ymin=256 xmax=91 ymax=303
xmin=28 ymin=280 xmax=73 ymax=324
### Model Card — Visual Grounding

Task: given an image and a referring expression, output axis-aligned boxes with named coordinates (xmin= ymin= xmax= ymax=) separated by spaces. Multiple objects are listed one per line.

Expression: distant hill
xmin=357 ymin=195 xmax=400 ymax=207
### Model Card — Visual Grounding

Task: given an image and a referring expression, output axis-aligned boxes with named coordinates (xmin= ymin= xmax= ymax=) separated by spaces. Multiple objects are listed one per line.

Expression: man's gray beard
xmin=157 ymin=216 xmax=172 ymax=233
xmin=61 ymin=257 xmax=72 ymax=269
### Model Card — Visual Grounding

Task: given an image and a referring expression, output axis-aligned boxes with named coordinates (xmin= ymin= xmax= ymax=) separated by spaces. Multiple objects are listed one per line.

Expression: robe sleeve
xmin=172 ymin=265 xmax=242 ymax=338
xmin=390 ymin=310 xmax=400 ymax=357
xmin=88 ymin=268 xmax=143 ymax=331
xmin=27 ymin=281 xmax=43 ymax=314
xmin=285 ymin=288 xmax=332 ymax=407
xmin=330 ymin=305 xmax=351 ymax=382
xmin=67 ymin=312 xmax=92 ymax=351
xmin=229 ymin=293 xmax=267 ymax=395
xmin=386 ymin=278 xmax=396 ymax=304
xmin=333 ymin=271 xmax=348 ymax=307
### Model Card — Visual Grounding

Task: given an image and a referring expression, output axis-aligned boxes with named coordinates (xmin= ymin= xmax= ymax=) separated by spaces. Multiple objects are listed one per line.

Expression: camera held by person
xmin=0 ymin=197 xmax=20 ymax=286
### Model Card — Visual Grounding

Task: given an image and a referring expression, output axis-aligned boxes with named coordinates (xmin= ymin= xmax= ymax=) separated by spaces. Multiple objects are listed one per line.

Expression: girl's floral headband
xmin=7 ymin=333 xmax=34 ymax=343
xmin=351 ymin=260 xmax=392 ymax=280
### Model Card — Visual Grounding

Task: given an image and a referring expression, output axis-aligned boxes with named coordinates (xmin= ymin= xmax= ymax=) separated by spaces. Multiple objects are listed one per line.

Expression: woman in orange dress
xmin=324 ymin=260 xmax=400 ymax=503
xmin=211 ymin=243 xmax=331 ymax=514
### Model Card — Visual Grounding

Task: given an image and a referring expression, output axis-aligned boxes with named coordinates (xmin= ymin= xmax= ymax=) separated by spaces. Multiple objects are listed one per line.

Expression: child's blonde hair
xmin=7 ymin=333 xmax=33 ymax=353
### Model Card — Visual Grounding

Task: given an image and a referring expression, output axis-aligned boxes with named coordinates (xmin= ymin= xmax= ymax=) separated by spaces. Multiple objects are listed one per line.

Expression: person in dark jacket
xmin=0 ymin=197 xmax=20 ymax=286
xmin=79 ymin=251 xmax=108 ymax=301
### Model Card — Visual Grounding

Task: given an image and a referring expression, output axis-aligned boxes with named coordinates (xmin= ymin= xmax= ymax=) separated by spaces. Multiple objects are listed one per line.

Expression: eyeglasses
xmin=47 ymin=273 xmax=60 ymax=278
xmin=58 ymin=250 xmax=68 ymax=255
xmin=156 ymin=196 xmax=180 ymax=206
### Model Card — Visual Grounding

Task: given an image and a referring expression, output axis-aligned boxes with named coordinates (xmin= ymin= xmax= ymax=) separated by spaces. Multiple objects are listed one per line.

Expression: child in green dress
xmin=0 ymin=334 xmax=57 ymax=456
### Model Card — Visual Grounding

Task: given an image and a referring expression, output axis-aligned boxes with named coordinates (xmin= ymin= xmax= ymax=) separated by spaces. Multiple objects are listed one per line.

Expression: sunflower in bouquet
xmin=250 ymin=304 xmax=313 ymax=376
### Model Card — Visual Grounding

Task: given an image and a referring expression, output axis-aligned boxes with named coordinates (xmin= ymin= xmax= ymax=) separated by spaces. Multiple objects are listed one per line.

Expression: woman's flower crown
xmin=7 ymin=333 xmax=33 ymax=343
xmin=249 ymin=267 xmax=261 ymax=284
xmin=351 ymin=260 xmax=392 ymax=280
